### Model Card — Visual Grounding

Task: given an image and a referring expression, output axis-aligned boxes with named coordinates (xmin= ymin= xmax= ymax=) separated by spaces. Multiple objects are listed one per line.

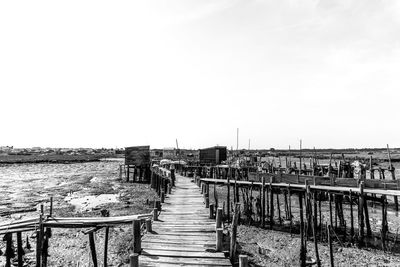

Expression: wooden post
xmin=88 ymin=233 xmax=98 ymax=267
xmin=129 ymin=253 xmax=139 ymax=267
xmin=146 ymin=219 xmax=152 ymax=233
xmin=216 ymin=208 xmax=223 ymax=229
xmin=155 ymin=200 xmax=161 ymax=212
xmin=276 ymin=192 xmax=282 ymax=225
xmin=227 ymin=174 xmax=231 ymax=222
xmin=359 ymin=182 xmax=365 ymax=247
xmin=17 ymin=232 xmax=23 ymax=267
xmin=153 ymin=208 xmax=158 ymax=221
xmin=382 ymin=195 xmax=388 ymax=251
xmin=214 ymin=182 xmax=219 ymax=209
xmin=313 ymin=192 xmax=321 ymax=267
xmin=127 ymin=166 xmax=130 ymax=182
xmin=349 ymin=190 xmax=354 ymax=243
xmin=103 ymin=227 xmax=109 ymax=267
xmin=239 ymin=255 xmax=249 ymax=267
xmin=363 ymin=197 xmax=371 ymax=237
xmin=230 ymin=203 xmax=240 ymax=261
xmin=299 ymin=192 xmax=306 ymax=267
xmin=209 ymin=204 xmax=215 ymax=219
xmin=133 ymin=219 xmax=141 ymax=253
xmin=216 ymin=228 xmax=223 ymax=252
xmin=5 ymin=233 xmax=12 ymax=267
xmin=36 ymin=212 xmax=44 ymax=267
xmin=328 ymin=225 xmax=334 ymax=267
xmin=329 ymin=193 xmax=333 ymax=230
xmin=261 ymin=176 xmax=266 ymax=228
xmin=389 ymin=166 xmax=399 ymax=211
xmin=119 ymin=165 xmax=122 ymax=180
xmin=269 ymin=180 xmax=274 ymax=229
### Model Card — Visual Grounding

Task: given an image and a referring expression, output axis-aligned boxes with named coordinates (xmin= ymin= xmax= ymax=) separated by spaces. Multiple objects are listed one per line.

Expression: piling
xmin=328 ymin=225 xmax=334 ymax=267
xmin=129 ymin=253 xmax=139 ymax=267
xmin=133 ymin=219 xmax=141 ymax=253
xmin=216 ymin=228 xmax=223 ymax=252
xmin=299 ymin=192 xmax=306 ymax=267
xmin=239 ymin=255 xmax=249 ymax=267
xmin=230 ymin=203 xmax=240 ymax=261
xmin=88 ymin=232 xmax=98 ymax=267
xmin=146 ymin=219 xmax=152 ymax=233
xmin=209 ymin=204 xmax=215 ymax=219
xmin=358 ymin=182 xmax=365 ymax=246
xmin=216 ymin=208 xmax=223 ymax=229
xmin=17 ymin=232 xmax=23 ymax=267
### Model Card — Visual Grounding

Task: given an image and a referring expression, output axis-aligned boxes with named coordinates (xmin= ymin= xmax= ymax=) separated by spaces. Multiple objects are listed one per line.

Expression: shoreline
xmin=0 ymin=153 xmax=123 ymax=165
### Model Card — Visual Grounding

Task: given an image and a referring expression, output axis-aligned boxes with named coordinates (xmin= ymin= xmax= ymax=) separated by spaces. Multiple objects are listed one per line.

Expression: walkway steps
xmin=139 ymin=174 xmax=231 ymax=266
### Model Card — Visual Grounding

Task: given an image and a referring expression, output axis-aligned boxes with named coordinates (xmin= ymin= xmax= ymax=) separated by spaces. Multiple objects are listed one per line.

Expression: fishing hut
xmin=124 ymin=145 xmax=151 ymax=183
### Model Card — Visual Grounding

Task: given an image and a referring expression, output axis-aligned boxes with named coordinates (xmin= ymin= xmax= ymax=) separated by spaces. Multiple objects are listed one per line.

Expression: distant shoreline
xmin=0 ymin=153 xmax=124 ymax=164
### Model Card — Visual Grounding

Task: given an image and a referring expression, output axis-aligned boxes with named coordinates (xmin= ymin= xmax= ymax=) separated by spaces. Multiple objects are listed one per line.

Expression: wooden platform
xmin=139 ymin=175 xmax=232 ymax=267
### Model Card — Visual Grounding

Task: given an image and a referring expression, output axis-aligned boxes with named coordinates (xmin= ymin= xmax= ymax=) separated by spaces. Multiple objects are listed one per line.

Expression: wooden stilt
xmin=230 ymin=203 xmax=241 ymax=261
xmin=313 ymin=192 xmax=321 ymax=267
xmin=269 ymin=183 xmax=274 ymax=229
xmin=17 ymin=232 xmax=24 ymax=267
xmin=227 ymin=173 xmax=231 ymax=222
xmin=104 ymin=227 xmax=109 ymax=267
xmin=261 ymin=176 xmax=266 ymax=228
xmin=381 ymin=195 xmax=388 ymax=251
xmin=299 ymin=192 xmax=306 ymax=267
xmin=358 ymin=182 xmax=365 ymax=247
xmin=133 ymin=219 xmax=141 ymax=253
xmin=88 ymin=233 xmax=98 ymax=267
xmin=328 ymin=225 xmax=334 ymax=267
xmin=364 ymin=197 xmax=371 ymax=237
xmin=349 ymin=190 xmax=354 ymax=243
xmin=5 ymin=233 xmax=13 ymax=267
xmin=276 ymin=192 xmax=282 ymax=225
xmin=329 ymin=193 xmax=333 ymax=230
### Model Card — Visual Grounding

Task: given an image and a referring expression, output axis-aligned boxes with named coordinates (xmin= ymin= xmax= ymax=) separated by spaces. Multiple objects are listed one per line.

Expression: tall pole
xmin=299 ymin=140 xmax=302 ymax=174
xmin=237 ymin=128 xmax=239 ymax=151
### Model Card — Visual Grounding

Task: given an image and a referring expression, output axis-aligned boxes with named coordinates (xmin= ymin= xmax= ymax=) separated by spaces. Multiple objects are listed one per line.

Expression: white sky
xmin=1 ymin=0 xmax=399 ymax=149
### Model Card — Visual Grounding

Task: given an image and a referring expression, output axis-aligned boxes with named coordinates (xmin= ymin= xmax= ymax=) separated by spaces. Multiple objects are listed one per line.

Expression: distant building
xmin=162 ymin=148 xmax=176 ymax=159
xmin=199 ymin=146 xmax=227 ymax=165
xmin=0 ymin=146 xmax=13 ymax=152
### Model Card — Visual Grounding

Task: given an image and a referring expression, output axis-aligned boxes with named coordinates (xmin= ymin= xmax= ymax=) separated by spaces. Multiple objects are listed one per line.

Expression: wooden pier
xmin=139 ymin=174 xmax=232 ymax=266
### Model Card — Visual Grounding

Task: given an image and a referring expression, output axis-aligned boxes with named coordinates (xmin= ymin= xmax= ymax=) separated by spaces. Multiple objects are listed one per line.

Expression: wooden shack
xmin=125 ymin=146 xmax=151 ymax=182
xmin=199 ymin=146 xmax=227 ymax=165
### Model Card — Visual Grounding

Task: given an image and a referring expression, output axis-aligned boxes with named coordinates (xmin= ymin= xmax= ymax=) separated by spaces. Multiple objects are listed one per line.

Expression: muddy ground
xmin=0 ymin=159 xmax=158 ymax=266
xmin=207 ymin=182 xmax=400 ymax=266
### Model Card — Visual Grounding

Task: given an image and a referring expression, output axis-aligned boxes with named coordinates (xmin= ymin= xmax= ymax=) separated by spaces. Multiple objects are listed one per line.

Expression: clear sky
xmin=1 ymin=0 xmax=399 ymax=149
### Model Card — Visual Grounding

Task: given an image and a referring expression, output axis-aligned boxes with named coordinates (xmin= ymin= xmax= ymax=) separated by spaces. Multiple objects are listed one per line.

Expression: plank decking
xmin=139 ymin=174 xmax=232 ymax=266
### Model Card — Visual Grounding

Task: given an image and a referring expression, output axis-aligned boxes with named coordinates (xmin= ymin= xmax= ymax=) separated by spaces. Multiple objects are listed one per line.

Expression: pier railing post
xmin=132 ymin=219 xmax=141 ymax=253
xmin=230 ymin=203 xmax=240 ymax=262
xmin=129 ymin=253 xmax=139 ymax=267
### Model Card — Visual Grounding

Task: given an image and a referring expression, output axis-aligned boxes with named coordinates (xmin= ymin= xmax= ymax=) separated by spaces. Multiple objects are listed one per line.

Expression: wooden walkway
xmin=139 ymin=174 xmax=232 ymax=266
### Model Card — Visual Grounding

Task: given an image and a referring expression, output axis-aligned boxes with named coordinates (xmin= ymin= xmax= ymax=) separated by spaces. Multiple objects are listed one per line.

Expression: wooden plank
xmin=140 ymin=256 xmax=231 ymax=266
xmin=142 ymin=243 xmax=214 ymax=252
xmin=142 ymin=249 xmax=226 ymax=258
xmin=142 ymin=239 xmax=216 ymax=246
xmin=144 ymin=234 xmax=214 ymax=241
xmin=140 ymin=261 xmax=219 ymax=267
